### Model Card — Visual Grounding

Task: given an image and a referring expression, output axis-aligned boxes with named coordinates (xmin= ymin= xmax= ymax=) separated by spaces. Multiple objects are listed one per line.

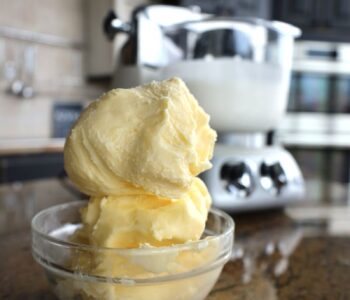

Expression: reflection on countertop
xmin=208 ymin=209 xmax=350 ymax=299
xmin=0 ymin=178 xmax=350 ymax=299
xmin=0 ymin=178 xmax=81 ymax=235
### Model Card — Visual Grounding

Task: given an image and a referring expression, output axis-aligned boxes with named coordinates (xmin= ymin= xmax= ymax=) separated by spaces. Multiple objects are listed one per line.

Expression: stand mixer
xmin=104 ymin=5 xmax=304 ymax=212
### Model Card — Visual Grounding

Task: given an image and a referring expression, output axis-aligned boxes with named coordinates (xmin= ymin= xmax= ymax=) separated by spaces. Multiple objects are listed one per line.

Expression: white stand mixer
xmin=162 ymin=58 xmax=305 ymax=212
xmin=104 ymin=5 xmax=305 ymax=212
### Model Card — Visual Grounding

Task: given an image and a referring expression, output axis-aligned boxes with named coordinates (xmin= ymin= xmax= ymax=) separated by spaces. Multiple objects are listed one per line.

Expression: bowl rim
xmin=31 ymin=200 xmax=234 ymax=254
xmin=31 ymin=200 xmax=235 ymax=284
xmin=32 ymin=246 xmax=231 ymax=285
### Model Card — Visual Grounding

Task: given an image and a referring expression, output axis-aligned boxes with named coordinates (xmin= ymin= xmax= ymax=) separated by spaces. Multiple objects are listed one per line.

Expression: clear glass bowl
xmin=31 ymin=201 xmax=234 ymax=300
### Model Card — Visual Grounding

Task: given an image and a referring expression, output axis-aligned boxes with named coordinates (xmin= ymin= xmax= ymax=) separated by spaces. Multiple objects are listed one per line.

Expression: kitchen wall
xmin=0 ymin=0 xmax=109 ymax=139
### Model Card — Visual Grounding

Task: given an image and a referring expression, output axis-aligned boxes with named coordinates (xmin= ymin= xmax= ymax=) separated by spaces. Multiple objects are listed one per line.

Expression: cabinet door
xmin=179 ymin=0 xmax=236 ymax=15
xmin=236 ymin=0 xmax=271 ymax=19
xmin=325 ymin=0 xmax=350 ymax=29
xmin=274 ymin=0 xmax=317 ymax=27
xmin=180 ymin=0 xmax=271 ymax=18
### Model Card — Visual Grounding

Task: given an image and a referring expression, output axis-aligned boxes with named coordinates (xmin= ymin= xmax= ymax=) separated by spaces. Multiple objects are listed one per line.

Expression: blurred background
xmin=1 ymin=0 xmax=350 ymax=228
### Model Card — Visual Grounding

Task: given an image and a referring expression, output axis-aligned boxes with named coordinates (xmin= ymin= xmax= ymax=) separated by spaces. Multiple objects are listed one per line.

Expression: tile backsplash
xmin=0 ymin=0 xmax=109 ymax=139
xmin=0 ymin=0 xmax=84 ymax=41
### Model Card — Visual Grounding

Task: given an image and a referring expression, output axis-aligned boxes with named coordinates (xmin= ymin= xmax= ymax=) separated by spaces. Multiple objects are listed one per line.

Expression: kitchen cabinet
xmin=273 ymin=0 xmax=317 ymax=27
xmin=325 ymin=0 xmax=350 ymax=29
xmin=178 ymin=0 xmax=271 ymax=18
xmin=236 ymin=0 xmax=271 ymax=18
xmin=0 ymin=153 xmax=64 ymax=183
xmin=273 ymin=0 xmax=350 ymax=41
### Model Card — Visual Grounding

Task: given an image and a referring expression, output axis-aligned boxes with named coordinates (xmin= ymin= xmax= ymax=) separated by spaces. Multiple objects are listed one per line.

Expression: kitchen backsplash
xmin=0 ymin=0 xmax=110 ymax=139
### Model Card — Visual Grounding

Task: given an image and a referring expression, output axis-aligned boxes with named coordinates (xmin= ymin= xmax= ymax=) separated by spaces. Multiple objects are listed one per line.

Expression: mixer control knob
xmin=260 ymin=162 xmax=287 ymax=195
xmin=221 ymin=162 xmax=253 ymax=197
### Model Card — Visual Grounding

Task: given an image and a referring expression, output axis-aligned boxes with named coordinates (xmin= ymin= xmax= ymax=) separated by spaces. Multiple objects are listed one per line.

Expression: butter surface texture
xmin=77 ymin=178 xmax=211 ymax=248
xmin=64 ymin=77 xmax=216 ymax=199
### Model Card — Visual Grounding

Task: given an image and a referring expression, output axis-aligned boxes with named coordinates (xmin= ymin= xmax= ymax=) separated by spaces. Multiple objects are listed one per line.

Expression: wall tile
xmin=0 ymin=0 xmax=111 ymax=139
xmin=0 ymin=0 xmax=84 ymax=42
xmin=0 ymin=96 xmax=51 ymax=138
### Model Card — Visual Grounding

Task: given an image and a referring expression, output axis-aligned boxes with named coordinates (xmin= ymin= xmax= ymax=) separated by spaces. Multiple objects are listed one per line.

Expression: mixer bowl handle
xmin=166 ymin=16 xmax=301 ymax=38
xmin=103 ymin=10 xmax=132 ymax=41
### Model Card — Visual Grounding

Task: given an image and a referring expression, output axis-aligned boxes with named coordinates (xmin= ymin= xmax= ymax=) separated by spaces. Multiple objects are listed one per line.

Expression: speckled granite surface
xmin=1 ymin=180 xmax=350 ymax=300
xmin=207 ymin=211 xmax=350 ymax=300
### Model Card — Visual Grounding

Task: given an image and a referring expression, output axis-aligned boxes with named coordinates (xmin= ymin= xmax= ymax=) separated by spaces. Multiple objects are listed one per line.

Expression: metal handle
xmin=167 ymin=17 xmax=301 ymax=38
xmin=103 ymin=10 xmax=132 ymax=41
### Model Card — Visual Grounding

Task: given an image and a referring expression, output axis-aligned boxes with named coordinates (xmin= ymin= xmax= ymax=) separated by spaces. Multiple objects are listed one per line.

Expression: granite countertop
xmin=0 ymin=179 xmax=350 ymax=300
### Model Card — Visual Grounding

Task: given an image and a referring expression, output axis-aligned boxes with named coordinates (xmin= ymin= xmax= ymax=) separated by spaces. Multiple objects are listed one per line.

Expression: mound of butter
xmin=77 ymin=177 xmax=211 ymax=248
xmin=64 ymin=77 xmax=216 ymax=199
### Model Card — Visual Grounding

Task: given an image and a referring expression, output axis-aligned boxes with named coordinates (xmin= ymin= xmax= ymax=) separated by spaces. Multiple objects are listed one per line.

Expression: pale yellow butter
xmin=64 ymin=77 xmax=216 ymax=199
xmin=77 ymin=177 xmax=211 ymax=248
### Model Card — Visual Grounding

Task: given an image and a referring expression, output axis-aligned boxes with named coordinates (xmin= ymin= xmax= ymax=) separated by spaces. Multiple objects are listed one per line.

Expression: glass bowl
xmin=31 ymin=201 xmax=234 ymax=300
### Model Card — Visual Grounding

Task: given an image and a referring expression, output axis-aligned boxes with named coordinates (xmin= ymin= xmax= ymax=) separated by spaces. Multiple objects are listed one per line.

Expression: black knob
xmin=221 ymin=162 xmax=253 ymax=197
xmin=260 ymin=162 xmax=287 ymax=194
